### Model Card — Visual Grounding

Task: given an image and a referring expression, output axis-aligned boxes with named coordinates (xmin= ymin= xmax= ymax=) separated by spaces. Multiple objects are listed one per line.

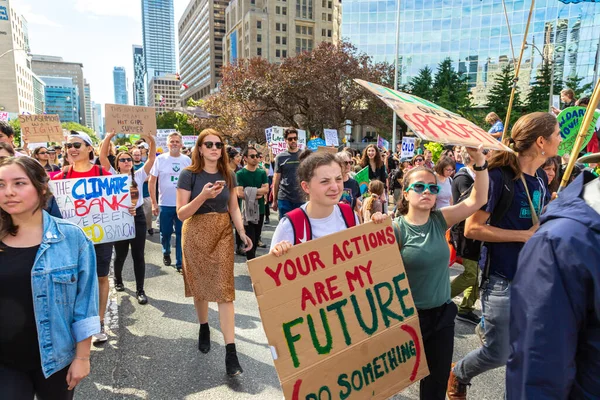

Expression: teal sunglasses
xmin=404 ymin=182 xmax=441 ymax=195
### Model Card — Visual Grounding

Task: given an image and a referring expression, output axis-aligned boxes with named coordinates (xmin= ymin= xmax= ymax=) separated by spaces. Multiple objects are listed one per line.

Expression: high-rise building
xmin=84 ymin=80 xmax=92 ymax=128
xmin=224 ymin=0 xmax=341 ymax=64
xmin=92 ymin=101 xmax=103 ymax=135
xmin=32 ymin=55 xmax=86 ymax=124
xmin=141 ymin=0 xmax=176 ymax=79
xmin=0 ymin=0 xmax=37 ymax=115
xmin=178 ymin=0 xmax=227 ymax=102
xmin=32 ymin=73 xmax=45 ymax=114
xmin=40 ymin=76 xmax=79 ymax=123
xmin=147 ymin=74 xmax=180 ymax=113
xmin=342 ymin=0 xmax=600 ymax=106
xmin=113 ymin=66 xmax=128 ymax=105
xmin=132 ymin=45 xmax=146 ymax=106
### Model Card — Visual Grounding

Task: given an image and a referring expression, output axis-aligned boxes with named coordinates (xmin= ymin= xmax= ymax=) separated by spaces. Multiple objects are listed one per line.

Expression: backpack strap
xmin=284 ymin=207 xmax=312 ymax=245
xmin=338 ymin=203 xmax=356 ymax=229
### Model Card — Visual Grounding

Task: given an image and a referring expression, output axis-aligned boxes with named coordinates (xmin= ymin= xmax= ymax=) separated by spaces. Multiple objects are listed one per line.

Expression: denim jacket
xmin=33 ymin=211 xmax=100 ymax=378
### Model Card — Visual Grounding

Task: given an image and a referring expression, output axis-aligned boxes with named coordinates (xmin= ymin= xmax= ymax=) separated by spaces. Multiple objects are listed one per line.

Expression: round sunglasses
xmin=404 ymin=182 xmax=441 ymax=195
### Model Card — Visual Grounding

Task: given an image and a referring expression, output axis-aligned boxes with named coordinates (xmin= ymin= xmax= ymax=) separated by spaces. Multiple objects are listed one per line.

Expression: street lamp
xmin=0 ymin=48 xmax=29 ymax=59
xmin=525 ymin=41 xmax=555 ymax=112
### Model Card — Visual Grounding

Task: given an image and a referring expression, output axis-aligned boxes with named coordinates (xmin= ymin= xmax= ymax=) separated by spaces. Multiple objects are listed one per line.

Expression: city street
xmin=76 ymin=217 xmax=505 ymax=400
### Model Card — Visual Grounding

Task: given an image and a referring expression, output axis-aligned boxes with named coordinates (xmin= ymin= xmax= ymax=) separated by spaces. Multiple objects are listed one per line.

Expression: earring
xmin=541 ymin=151 xmax=545 ymax=155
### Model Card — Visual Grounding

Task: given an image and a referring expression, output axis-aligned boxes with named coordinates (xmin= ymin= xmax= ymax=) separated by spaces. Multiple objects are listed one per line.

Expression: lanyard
xmin=520 ymin=175 xmax=539 ymax=225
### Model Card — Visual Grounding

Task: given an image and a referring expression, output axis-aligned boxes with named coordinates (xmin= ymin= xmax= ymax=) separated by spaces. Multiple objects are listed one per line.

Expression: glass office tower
xmin=141 ymin=0 xmax=177 ymax=78
xmin=342 ymin=0 xmax=600 ymax=106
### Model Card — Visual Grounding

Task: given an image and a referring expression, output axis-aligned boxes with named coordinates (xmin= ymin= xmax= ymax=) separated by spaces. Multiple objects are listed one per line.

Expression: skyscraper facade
xmin=147 ymin=74 xmax=180 ymax=113
xmin=40 ymin=76 xmax=79 ymax=123
xmin=141 ymin=0 xmax=176 ymax=78
xmin=84 ymin=81 xmax=92 ymax=128
xmin=178 ymin=0 xmax=227 ymax=102
xmin=92 ymin=101 xmax=103 ymax=134
xmin=113 ymin=66 xmax=128 ymax=105
xmin=133 ymin=45 xmax=146 ymax=106
xmin=342 ymin=0 xmax=600 ymax=106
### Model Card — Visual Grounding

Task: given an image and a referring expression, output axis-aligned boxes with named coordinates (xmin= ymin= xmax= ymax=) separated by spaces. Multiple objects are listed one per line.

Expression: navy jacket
xmin=507 ymin=171 xmax=600 ymax=399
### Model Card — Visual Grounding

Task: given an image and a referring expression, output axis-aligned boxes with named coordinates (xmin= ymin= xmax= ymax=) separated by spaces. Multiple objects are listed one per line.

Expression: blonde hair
xmin=362 ymin=180 xmax=385 ymax=221
xmin=485 ymin=112 xmax=501 ymax=125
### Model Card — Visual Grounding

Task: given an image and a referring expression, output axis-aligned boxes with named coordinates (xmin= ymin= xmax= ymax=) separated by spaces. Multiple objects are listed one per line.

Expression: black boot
xmin=225 ymin=343 xmax=243 ymax=376
xmin=198 ymin=323 xmax=210 ymax=353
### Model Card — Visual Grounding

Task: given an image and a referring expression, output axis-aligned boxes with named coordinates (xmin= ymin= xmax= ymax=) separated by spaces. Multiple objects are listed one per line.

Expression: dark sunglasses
xmin=203 ymin=141 xmax=224 ymax=149
xmin=119 ymin=158 xmax=133 ymax=163
xmin=247 ymin=154 xmax=258 ymax=159
xmin=414 ymin=158 xmax=424 ymax=163
xmin=405 ymin=182 xmax=441 ymax=195
xmin=286 ymin=136 xmax=298 ymax=142
xmin=38 ymin=151 xmax=48 ymax=155
xmin=65 ymin=143 xmax=84 ymax=149
xmin=344 ymin=161 xmax=354 ymax=165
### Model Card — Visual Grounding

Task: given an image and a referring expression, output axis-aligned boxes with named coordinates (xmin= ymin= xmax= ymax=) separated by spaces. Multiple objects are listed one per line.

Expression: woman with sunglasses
xmin=176 ymin=129 xmax=251 ymax=377
xmin=48 ymin=148 xmax=61 ymax=167
xmin=393 ymin=146 xmax=488 ymax=399
xmin=99 ymin=131 xmax=156 ymax=305
xmin=52 ymin=131 xmax=113 ymax=344
xmin=335 ymin=151 xmax=361 ymax=215
xmin=32 ymin=147 xmax=61 ymax=173
xmin=411 ymin=154 xmax=425 ymax=169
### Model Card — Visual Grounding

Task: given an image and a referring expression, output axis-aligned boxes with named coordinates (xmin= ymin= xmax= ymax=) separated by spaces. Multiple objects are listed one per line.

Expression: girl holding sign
xmin=176 ymin=129 xmax=252 ymax=377
xmin=100 ymin=131 xmax=156 ymax=305
xmin=393 ymin=145 xmax=488 ymax=399
xmin=52 ymin=131 xmax=112 ymax=344
xmin=0 ymin=157 xmax=99 ymax=399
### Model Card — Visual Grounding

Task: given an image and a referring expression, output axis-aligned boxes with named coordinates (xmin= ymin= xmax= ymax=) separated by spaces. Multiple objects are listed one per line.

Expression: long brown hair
xmin=187 ymin=129 xmax=233 ymax=189
xmin=488 ymin=112 xmax=557 ymax=179
xmin=397 ymin=166 xmax=437 ymax=215
xmin=360 ymin=144 xmax=383 ymax=169
xmin=113 ymin=151 xmax=137 ymax=188
xmin=0 ymin=157 xmax=52 ymax=239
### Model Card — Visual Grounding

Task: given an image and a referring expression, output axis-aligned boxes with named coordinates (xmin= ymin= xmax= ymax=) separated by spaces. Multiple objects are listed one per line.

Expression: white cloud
xmin=73 ymin=0 xmax=140 ymax=21
xmin=12 ymin=3 xmax=63 ymax=28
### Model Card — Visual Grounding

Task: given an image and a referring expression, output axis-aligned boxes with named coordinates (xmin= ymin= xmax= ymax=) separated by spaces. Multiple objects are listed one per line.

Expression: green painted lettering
xmin=374 ymin=282 xmax=404 ymax=327
xmin=326 ymin=298 xmax=352 ymax=346
xmin=350 ymin=290 xmax=379 ymax=335
xmin=307 ymin=308 xmax=333 ymax=355
xmin=393 ymin=273 xmax=415 ymax=317
xmin=282 ymin=317 xmax=304 ymax=368
xmin=338 ymin=374 xmax=352 ymax=400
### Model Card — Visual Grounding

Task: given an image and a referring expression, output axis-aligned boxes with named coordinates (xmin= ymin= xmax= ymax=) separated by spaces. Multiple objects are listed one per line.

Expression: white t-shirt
xmin=436 ymin=176 xmax=453 ymax=209
xmin=109 ymin=167 xmax=147 ymax=209
xmin=270 ymin=203 xmax=360 ymax=251
xmin=149 ymin=153 xmax=192 ymax=206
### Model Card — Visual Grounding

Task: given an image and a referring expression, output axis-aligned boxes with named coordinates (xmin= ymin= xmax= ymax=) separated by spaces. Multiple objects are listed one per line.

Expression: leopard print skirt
xmin=181 ymin=212 xmax=235 ymax=302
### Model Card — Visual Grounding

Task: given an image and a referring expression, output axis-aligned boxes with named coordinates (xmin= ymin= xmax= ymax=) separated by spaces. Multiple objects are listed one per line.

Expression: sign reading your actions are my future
xmin=355 ymin=79 xmax=513 ymax=152
xmin=49 ymin=175 xmax=135 ymax=244
xmin=248 ymin=220 xmax=428 ymax=400
xmin=105 ymin=104 xmax=157 ymax=136
xmin=18 ymin=114 xmax=64 ymax=143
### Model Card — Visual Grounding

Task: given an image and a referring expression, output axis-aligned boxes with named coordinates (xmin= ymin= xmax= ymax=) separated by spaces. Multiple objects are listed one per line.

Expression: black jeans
xmin=0 ymin=364 xmax=74 ymax=400
xmin=417 ymin=301 xmax=458 ymax=400
xmin=114 ymin=208 xmax=147 ymax=292
xmin=245 ymin=214 xmax=265 ymax=260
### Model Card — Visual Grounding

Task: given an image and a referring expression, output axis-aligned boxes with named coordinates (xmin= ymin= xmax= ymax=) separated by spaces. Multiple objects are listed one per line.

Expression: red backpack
xmin=284 ymin=203 xmax=357 ymax=245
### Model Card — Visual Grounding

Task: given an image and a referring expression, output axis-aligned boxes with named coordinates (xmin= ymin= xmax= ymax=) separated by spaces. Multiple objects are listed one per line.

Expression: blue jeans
xmin=159 ymin=206 xmax=182 ymax=267
xmin=453 ymin=274 xmax=511 ymax=384
xmin=277 ymin=199 xmax=304 ymax=220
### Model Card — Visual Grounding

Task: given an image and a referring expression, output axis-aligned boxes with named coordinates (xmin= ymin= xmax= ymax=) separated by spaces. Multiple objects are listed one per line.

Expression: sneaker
xmin=264 ymin=217 xmax=270 ymax=225
xmin=225 ymin=344 xmax=243 ymax=376
xmin=163 ymin=255 xmax=171 ymax=266
xmin=447 ymin=363 xmax=468 ymax=400
xmin=257 ymin=240 xmax=267 ymax=248
xmin=475 ymin=321 xmax=487 ymax=346
xmin=114 ymin=283 xmax=125 ymax=292
xmin=176 ymin=267 xmax=182 ymax=274
xmin=147 ymin=228 xmax=154 ymax=236
xmin=136 ymin=290 xmax=148 ymax=305
xmin=456 ymin=311 xmax=480 ymax=326
xmin=93 ymin=325 xmax=108 ymax=344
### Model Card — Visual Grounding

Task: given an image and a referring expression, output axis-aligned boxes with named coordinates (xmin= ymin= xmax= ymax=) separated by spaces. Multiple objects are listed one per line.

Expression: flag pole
xmin=500 ymin=0 xmax=535 ymax=142
xmin=557 ymin=77 xmax=600 ymax=193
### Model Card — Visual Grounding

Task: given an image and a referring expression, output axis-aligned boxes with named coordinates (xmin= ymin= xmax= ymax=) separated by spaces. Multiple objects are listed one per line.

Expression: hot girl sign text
xmin=248 ymin=220 xmax=428 ymax=400
xmin=50 ymin=175 xmax=135 ymax=244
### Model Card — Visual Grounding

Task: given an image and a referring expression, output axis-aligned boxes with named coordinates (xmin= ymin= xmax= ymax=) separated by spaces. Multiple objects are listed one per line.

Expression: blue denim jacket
xmin=33 ymin=211 xmax=100 ymax=378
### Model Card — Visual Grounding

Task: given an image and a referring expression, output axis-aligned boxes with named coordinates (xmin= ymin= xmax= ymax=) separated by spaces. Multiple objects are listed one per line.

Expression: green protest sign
xmin=557 ymin=106 xmax=600 ymax=157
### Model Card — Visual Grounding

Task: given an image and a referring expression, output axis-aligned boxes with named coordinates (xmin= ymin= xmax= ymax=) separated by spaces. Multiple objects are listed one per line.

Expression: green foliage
xmin=563 ymin=75 xmax=593 ymax=99
xmin=156 ymin=111 xmax=196 ymax=135
xmin=527 ymin=62 xmax=552 ymax=112
xmin=423 ymin=142 xmax=444 ymax=163
xmin=409 ymin=66 xmax=434 ymax=100
xmin=431 ymin=58 xmax=472 ymax=115
xmin=9 ymin=119 xmax=21 ymax=144
xmin=61 ymin=122 xmax=99 ymax=144
xmin=486 ymin=63 xmax=523 ymax=128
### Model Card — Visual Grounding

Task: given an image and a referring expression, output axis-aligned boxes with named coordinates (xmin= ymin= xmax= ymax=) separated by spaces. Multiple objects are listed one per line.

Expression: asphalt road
xmin=76 ymin=217 xmax=505 ymax=400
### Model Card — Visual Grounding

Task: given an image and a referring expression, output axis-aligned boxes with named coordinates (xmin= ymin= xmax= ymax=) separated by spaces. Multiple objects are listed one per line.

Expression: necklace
xmin=403 ymin=217 xmax=428 ymax=238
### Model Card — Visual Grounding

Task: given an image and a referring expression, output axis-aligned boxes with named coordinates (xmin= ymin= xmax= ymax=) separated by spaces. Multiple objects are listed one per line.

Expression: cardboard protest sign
xmin=18 ymin=114 xmax=63 ymax=143
xmin=557 ymin=106 xmax=600 ymax=157
xmin=401 ymin=137 xmax=416 ymax=159
xmin=317 ymin=146 xmax=338 ymax=154
xmin=105 ymin=104 xmax=157 ymax=136
xmin=324 ymin=129 xmax=340 ymax=146
xmin=355 ymin=79 xmax=512 ymax=152
xmin=248 ymin=220 xmax=428 ymax=400
xmin=307 ymin=138 xmax=326 ymax=151
xmin=49 ymin=174 xmax=135 ymax=244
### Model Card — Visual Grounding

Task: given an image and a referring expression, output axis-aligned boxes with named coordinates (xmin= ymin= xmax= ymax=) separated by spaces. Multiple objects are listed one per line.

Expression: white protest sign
xmin=324 ymin=129 xmax=339 ymax=147
xmin=0 ymin=112 xmax=9 ymax=122
xmin=401 ymin=137 xmax=416 ymax=158
xmin=298 ymin=129 xmax=306 ymax=150
xmin=182 ymin=135 xmax=198 ymax=148
xmin=49 ymin=174 xmax=135 ymax=244
xmin=156 ymin=129 xmax=176 ymax=152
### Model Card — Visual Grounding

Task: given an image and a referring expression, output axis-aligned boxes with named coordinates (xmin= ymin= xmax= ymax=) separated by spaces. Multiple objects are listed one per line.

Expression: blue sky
xmin=12 ymin=0 xmax=189 ymax=110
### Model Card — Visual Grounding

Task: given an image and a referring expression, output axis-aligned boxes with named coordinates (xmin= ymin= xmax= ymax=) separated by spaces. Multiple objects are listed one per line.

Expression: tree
xmin=155 ymin=111 xmax=195 ymax=135
xmin=431 ymin=58 xmax=472 ymax=115
xmin=486 ymin=63 xmax=523 ymax=127
xmin=61 ymin=122 xmax=99 ymax=144
xmin=563 ymin=75 xmax=593 ymax=100
xmin=527 ymin=61 xmax=553 ymax=112
xmin=409 ymin=67 xmax=434 ymax=100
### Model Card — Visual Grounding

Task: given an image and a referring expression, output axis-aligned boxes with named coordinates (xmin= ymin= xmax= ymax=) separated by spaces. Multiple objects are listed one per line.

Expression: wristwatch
xmin=473 ymin=160 xmax=488 ymax=171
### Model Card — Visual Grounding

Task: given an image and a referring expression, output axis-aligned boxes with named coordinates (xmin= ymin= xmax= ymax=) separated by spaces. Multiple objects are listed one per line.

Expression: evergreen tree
xmin=564 ymin=75 xmax=593 ymax=99
xmin=409 ymin=66 xmax=434 ymax=100
xmin=431 ymin=58 xmax=472 ymax=113
xmin=486 ymin=62 xmax=522 ymax=126
xmin=527 ymin=62 xmax=552 ymax=112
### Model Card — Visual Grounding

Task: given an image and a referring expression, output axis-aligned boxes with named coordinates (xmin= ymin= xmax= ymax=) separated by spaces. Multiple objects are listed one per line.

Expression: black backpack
xmin=450 ymin=166 xmax=515 ymax=261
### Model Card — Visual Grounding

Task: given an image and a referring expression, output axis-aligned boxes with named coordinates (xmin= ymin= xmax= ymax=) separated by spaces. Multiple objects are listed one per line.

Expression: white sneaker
xmin=93 ymin=326 xmax=108 ymax=343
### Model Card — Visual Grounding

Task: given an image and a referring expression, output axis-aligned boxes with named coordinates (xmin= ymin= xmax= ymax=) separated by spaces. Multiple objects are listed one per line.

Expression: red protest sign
xmin=355 ymin=79 xmax=513 ymax=152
